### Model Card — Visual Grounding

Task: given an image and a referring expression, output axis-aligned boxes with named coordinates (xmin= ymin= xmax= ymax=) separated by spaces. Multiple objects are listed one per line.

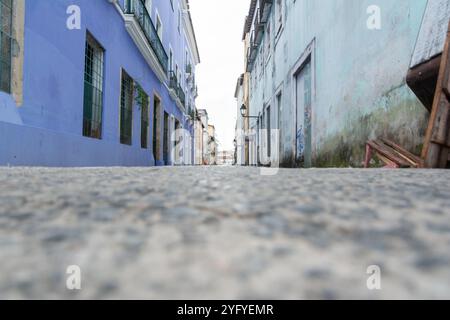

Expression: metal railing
xmin=177 ymin=86 xmax=186 ymax=107
xmin=186 ymin=64 xmax=192 ymax=74
xmin=254 ymin=8 xmax=264 ymax=44
xmin=246 ymin=30 xmax=258 ymax=71
xmin=259 ymin=0 xmax=273 ymax=23
xmin=193 ymin=85 xmax=198 ymax=98
xmin=125 ymin=0 xmax=169 ymax=73
xmin=168 ymin=71 xmax=186 ymax=107
xmin=169 ymin=71 xmax=178 ymax=90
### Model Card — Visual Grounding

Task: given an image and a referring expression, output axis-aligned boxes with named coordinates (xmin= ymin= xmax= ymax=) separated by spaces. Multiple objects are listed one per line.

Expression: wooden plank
xmin=430 ymin=95 xmax=450 ymax=143
xmin=368 ymin=140 xmax=411 ymax=168
xmin=443 ymin=30 xmax=450 ymax=99
xmin=411 ymin=0 xmax=450 ymax=68
xmin=380 ymin=138 xmax=424 ymax=168
xmin=444 ymin=87 xmax=450 ymax=101
xmin=438 ymin=21 xmax=450 ymax=168
xmin=407 ymin=55 xmax=441 ymax=112
xmin=376 ymin=153 xmax=400 ymax=169
xmin=422 ymin=21 xmax=450 ymax=168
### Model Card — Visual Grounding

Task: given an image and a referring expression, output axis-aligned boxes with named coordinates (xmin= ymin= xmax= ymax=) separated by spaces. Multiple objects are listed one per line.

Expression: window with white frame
xmin=275 ymin=0 xmax=283 ymax=35
xmin=83 ymin=33 xmax=105 ymax=139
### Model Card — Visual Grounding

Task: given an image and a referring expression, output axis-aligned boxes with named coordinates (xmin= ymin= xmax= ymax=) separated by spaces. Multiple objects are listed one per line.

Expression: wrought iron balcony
xmin=194 ymin=85 xmax=198 ymax=98
xmin=186 ymin=64 xmax=192 ymax=74
xmin=169 ymin=71 xmax=178 ymax=90
xmin=246 ymin=31 xmax=258 ymax=72
xmin=254 ymin=9 xmax=264 ymax=45
xmin=124 ymin=0 xmax=169 ymax=73
xmin=190 ymin=78 xmax=196 ymax=92
xmin=168 ymin=71 xmax=186 ymax=107
xmin=177 ymin=86 xmax=186 ymax=107
xmin=259 ymin=0 xmax=273 ymax=23
xmin=246 ymin=48 xmax=253 ymax=72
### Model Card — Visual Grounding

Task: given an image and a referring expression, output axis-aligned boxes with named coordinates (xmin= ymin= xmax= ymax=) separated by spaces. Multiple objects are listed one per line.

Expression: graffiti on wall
xmin=296 ymin=125 xmax=305 ymax=162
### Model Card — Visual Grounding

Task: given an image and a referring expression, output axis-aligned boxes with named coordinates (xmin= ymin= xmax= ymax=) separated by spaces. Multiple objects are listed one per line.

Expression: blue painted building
xmin=0 ymin=0 xmax=200 ymax=166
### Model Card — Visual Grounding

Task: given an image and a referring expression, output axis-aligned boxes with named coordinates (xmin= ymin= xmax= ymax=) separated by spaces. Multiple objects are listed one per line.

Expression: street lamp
xmin=240 ymin=104 xmax=259 ymax=119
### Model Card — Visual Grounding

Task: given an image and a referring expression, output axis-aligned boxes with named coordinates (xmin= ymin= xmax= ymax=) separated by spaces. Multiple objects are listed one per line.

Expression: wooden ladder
xmin=422 ymin=21 xmax=450 ymax=168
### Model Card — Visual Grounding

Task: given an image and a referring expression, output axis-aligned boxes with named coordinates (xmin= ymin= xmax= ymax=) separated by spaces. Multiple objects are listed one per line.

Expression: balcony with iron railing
xmin=124 ymin=0 xmax=169 ymax=73
xmin=186 ymin=64 xmax=192 ymax=74
xmin=168 ymin=71 xmax=186 ymax=108
xmin=194 ymin=85 xmax=199 ymax=98
xmin=246 ymin=0 xmax=273 ymax=73
xmin=246 ymin=47 xmax=252 ymax=72
xmin=253 ymin=8 xmax=264 ymax=45
xmin=246 ymin=30 xmax=258 ymax=72
xmin=259 ymin=0 xmax=273 ymax=23
xmin=169 ymin=71 xmax=178 ymax=90
xmin=177 ymin=86 xmax=186 ymax=107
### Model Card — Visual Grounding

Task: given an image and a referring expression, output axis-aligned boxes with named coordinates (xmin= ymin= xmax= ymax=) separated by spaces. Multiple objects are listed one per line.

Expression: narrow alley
xmin=1 ymin=0 xmax=450 ymax=306
xmin=1 ymin=166 xmax=449 ymax=299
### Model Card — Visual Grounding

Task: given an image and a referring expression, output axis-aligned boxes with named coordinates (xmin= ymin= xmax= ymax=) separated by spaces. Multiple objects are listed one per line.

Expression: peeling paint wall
xmin=248 ymin=0 xmax=429 ymax=167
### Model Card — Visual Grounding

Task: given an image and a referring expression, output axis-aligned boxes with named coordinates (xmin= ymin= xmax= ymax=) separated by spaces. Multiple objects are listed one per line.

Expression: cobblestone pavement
xmin=0 ymin=166 xmax=450 ymax=299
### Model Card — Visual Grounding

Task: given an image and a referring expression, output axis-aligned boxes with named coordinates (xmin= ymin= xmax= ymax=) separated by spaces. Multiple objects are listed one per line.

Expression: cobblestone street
xmin=0 ymin=167 xmax=450 ymax=299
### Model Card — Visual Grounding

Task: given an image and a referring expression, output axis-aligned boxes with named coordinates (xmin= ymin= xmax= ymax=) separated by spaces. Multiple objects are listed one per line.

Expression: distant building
xmin=0 ymin=0 xmax=200 ymax=167
xmin=197 ymin=109 xmax=209 ymax=164
xmin=207 ymin=124 xmax=218 ymax=165
xmin=234 ymin=74 xmax=249 ymax=166
xmin=217 ymin=151 xmax=234 ymax=166
xmin=240 ymin=0 xmax=430 ymax=167
xmin=193 ymin=109 xmax=205 ymax=165
xmin=194 ymin=108 xmax=217 ymax=165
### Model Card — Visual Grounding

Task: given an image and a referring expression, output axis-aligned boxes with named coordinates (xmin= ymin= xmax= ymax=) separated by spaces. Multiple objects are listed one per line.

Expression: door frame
xmin=152 ymin=91 xmax=162 ymax=163
xmin=163 ymin=111 xmax=170 ymax=164
xmin=275 ymin=83 xmax=283 ymax=166
xmin=173 ymin=118 xmax=182 ymax=165
xmin=291 ymin=38 xmax=316 ymax=167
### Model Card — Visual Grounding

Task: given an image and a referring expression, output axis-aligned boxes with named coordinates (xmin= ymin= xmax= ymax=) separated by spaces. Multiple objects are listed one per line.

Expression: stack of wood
xmin=364 ymin=138 xmax=424 ymax=169
xmin=365 ymin=19 xmax=450 ymax=169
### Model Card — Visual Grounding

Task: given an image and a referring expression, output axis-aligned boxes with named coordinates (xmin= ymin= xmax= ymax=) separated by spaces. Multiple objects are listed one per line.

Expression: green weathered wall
xmin=248 ymin=0 xmax=430 ymax=168
xmin=314 ymin=84 xmax=429 ymax=167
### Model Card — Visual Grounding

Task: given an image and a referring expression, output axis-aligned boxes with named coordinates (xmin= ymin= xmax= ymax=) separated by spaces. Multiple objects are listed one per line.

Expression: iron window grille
xmin=83 ymin=33 xmax=104 ymax=139
xmin=120 ymin=70 xmax=134 ymax=146
xmin=140 ymin=89 xmax=149 ymax=149
xmin=0 ymin=0 xmax=13 ymax=93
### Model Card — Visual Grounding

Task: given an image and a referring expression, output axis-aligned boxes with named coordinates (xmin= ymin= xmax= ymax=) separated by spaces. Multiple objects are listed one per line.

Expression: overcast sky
xmin=189 ymin=0 xmax=250 ymax=151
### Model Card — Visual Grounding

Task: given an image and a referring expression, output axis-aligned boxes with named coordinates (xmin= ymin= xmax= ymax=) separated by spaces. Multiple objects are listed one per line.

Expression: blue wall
xmin=0 ymin=0 xmax=196 ymax=167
